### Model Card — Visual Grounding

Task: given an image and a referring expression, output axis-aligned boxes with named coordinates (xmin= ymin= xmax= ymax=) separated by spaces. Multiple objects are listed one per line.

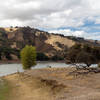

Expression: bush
xmin=51 ymin=55 xmax=64 ymax=61
xmin=0 ymin=46 xmax=16 ymax=60
xmin=20 ymin=45 xmax=37 ymax=69
xmin=37 ymin=53 xmax=49 ymax=61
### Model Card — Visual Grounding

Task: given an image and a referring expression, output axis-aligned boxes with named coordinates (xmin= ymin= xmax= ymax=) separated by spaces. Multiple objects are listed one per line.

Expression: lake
xmin=0 ymin=62 xmax=98 ymax=77
xmin=0 ymin=61 xmax=70 ymax=77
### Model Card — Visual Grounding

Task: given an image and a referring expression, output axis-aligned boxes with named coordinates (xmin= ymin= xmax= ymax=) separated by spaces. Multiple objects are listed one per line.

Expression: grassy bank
xmin=0 ymin=78 xmax=11 ymax=100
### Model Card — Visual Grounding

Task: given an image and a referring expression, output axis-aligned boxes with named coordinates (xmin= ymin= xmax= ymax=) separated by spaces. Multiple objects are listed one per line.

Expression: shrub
xmin=37 ymin=53 xmax=49 ymax=61
xmin=51 ymin=55 xmax=64 ymax=61
xmin=20 ymin=45 xmax=37 ymax=69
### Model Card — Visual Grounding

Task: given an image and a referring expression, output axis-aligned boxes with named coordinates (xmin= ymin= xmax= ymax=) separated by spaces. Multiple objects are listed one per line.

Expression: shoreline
xmin=1 ymin=67 xmax=72 ymax=78
xmin=0 ymin=60 xmax=21 ymax=64
xmin=0 ymin=60 xmax=65 ymax=64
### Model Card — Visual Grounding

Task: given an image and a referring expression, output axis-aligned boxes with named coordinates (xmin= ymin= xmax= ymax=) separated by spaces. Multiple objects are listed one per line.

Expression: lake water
xmin=0 ymin=62 xmax=70 ymax=77
xmin=0 ymin=62 xmax=98 ymax=77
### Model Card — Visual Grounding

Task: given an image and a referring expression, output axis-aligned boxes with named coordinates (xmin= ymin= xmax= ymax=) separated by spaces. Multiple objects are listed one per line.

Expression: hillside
xmin=0 ymin=26 xmax=99 ymax=60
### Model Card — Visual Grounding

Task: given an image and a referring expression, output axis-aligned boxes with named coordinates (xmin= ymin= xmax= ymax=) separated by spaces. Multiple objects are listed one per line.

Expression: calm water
xmin=0 ymin=62 xmax=97 ymax=77
xmin=0 ymin=62 xmax=70 ymax=77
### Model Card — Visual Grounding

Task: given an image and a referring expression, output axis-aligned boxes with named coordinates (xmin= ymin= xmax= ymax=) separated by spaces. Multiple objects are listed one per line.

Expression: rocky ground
xmin=2 ymin=67 xmax=100 ymax=100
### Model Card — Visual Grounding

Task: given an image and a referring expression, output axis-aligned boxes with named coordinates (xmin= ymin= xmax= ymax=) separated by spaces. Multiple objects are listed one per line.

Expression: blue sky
xmin=0 ymin=0 xmax=100 ymax=40
xmin=49 ymin=16 xmax=100 ymax=40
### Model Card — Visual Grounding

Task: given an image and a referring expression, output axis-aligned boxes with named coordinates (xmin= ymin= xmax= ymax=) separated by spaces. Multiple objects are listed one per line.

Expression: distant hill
xmin=0 ymin=26 xmax=99 ymax=60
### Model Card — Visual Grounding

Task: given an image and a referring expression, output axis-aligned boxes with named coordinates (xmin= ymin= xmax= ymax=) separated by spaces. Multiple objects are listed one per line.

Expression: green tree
xmin=20 ymin=45 xmax=37 ymax=69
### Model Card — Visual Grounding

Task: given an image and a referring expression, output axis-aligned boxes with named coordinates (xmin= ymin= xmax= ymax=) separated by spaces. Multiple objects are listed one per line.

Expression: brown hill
xmin=0 ymin=26 xmax=99 ymax=60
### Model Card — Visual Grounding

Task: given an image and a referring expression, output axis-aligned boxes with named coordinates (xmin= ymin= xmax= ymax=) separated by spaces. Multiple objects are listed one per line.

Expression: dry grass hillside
xmin=4 ymin=28 xmax=18 ymax=32
xmin=45 ymin=34 xmax=75 ymax=50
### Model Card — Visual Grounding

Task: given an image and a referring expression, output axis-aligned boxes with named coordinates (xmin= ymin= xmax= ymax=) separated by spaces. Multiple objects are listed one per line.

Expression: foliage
xmin=66 ymin=43 xmax=100 ymax=68
xmin=37 ymin=53 xmax=64 ymax=61
xmin=37 ymin=53 xmax=49 ymax=61
xmin=20 ymin=45 xmax=37 ymax=69
xmin=51 ymin=55 xmax=64 ymax=61
xmin=76 ymin=51 xmax=96 ymax=67
xmin=0 ymin=47 xmax=14 ymax=60
xmin=0 ymin=46 xmax=20 ymax=60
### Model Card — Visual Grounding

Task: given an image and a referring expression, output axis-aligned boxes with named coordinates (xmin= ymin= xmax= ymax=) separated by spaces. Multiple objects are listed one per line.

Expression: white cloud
xmin=0 ymin=0 xmax=97 ymax=27
xmin=49 ymin=29 xmax=85 ymax=37
xmin=0 ymin=0 xmax=100 ymax=39
xmin=49 ymin=29 xmax=100 ymax=40
xmin=13 ymin=1 xmax=41 ymax=10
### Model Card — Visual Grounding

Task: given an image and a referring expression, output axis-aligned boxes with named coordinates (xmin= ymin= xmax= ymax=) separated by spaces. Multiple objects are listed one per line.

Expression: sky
xmin=0 ymin=0 xmax=100 ymax=40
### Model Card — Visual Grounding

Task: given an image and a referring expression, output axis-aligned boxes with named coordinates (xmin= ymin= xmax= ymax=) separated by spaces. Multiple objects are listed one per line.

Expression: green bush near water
xmin=20 ymin=45 xmax=37 ymax=69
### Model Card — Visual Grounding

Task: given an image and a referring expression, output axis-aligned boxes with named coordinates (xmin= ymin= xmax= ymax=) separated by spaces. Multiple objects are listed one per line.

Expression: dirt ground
xmin=3 ymin=67 xmax=100 ymax=100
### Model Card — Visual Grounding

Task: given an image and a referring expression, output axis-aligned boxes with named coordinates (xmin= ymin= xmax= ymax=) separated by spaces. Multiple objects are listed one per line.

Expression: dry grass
xmin=3 ymin=67 xmax=100 ymax=100
xmin=4 ymin=71 xmax=67 ymax=100
xmin=45 ymin=34 xmax=75 ymax=50
xmin=4 ymin=28 xmax=18 ymax=32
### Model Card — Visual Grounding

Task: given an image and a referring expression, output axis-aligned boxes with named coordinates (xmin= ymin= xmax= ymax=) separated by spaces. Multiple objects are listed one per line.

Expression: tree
xmin=20 ymin=45 xmax=37 ymax=69
xmin=66 ymin=43 xmax=82 ymax=64
xmin=92 ymin=46 xmax=100 ymax=63
xmin=37 ymin=53 xmax=49 ymax=61
xmin=76 ymin=51 xmax=96 ymax=67
xmin=66 ymin=43 xmax=100 ymax=69
xmin=51 ymin=55 xmax=64 ymax=61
